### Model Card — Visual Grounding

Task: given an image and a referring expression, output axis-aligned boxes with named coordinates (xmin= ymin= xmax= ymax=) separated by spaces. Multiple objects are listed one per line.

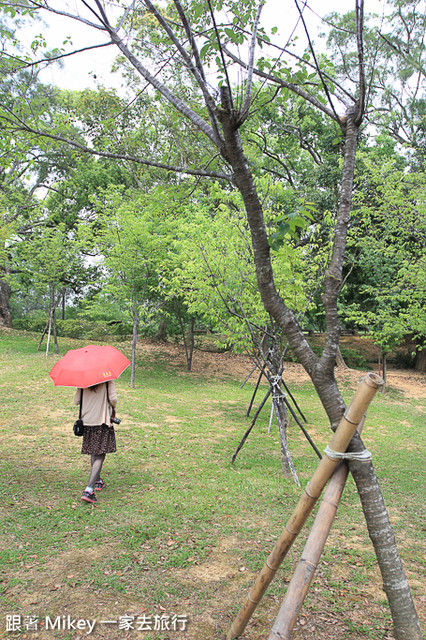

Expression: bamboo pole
xmin=226 ymin=372 xmax=383 ymax=640
xmin=268 ymin=462 xmax=349 ymax=639
xmin=268 ymin=415 xmax=366 ymax=640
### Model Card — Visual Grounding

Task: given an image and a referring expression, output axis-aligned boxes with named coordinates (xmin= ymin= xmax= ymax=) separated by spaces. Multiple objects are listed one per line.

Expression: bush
xmin=393 ymin=351 xmax=416 ymax=369
xmin=13 ymin=310 xmax=47 ymax=333
xmin=283 ymin=343 xmax=368 ymax=369
xmin=56 ymin=318 xmax=132 ymax=341
xmin=339 ymin=347 xmax=368 ymax=369
xmin=12 ymin=309 xmax=133 ymax=341
xmin=56 ymin=318 xmax=100 ymax=340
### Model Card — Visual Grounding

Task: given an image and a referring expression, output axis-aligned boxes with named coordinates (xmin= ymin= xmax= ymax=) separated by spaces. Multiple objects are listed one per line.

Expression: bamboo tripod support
xmin=226 ymin=372 xmax=383 ymax=640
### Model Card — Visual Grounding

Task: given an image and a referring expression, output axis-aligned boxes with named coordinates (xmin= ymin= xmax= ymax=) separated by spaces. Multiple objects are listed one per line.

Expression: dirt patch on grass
xmin=138 ymin=339 xmax=426 ymax=398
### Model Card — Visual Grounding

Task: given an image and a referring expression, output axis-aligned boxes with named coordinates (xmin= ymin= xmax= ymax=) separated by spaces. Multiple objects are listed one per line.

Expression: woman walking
xmin=74 ymin=380 xmax=118 ymax=504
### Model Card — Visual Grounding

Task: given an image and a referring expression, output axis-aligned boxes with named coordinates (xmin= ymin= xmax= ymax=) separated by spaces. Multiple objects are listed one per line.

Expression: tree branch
xmin=142 ymin=0 xmax=214 ymax=105
xmin=223 ymin=47 xmax=340 ymax=123
xmin=6 ymin=41 xmax=114 ymax=72
xmin=206 ymin=0 xmax=234 ymax=111
xmin=80 ymin=0 xmax=108 ymax=27
xmin=318 ymin=107 xmax=359 ymax=378
xmin=239 ymin=1 xmax=265 ymax=124
xmin=294 ymin=0 xmax=341 ymax=123
xmin=91 ymin=0 xmax=112 ymax=28
xmin=1 ymin=114 xmax=231 ymax=180
xmin=115 ymin=0 xmax=138 ymax=32
xmin=248 ymin=132 xmax=295 ymax=185
xmin=170 ymin=0 xmax=224 ymax=145
xmin=105 ymin=29 xmax=219 ymax=147
xmin=220 ymin=24 xmax=355 ymax=104
xmin=24 ymin=0 xmax=220 ymax=148
xmin=25 ymin=1 xmax=108 ymax=31
xmin=354 ymin=0 xmax=366 ymax=125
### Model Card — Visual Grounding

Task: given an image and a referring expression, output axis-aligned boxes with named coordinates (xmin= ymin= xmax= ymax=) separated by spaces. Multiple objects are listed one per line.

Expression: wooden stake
xmin=226 ymin=372 xmax=383 ymax=640
xmin=231 ymin=388 xmax=271 ymax=464
xmin=246 ymin=363 xmax=266 ymax=415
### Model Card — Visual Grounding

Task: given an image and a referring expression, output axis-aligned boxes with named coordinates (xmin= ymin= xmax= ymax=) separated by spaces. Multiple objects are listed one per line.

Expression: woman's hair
xmin=89 ymin=383 xmax=101 ymax=392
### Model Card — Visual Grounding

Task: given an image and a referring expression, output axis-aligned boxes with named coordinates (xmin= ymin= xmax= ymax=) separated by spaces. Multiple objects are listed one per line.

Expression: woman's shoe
xmin=94 ymin=479 xmax=106 ymax=491
xmin=81 ymin=490 xmax=97 ymax=503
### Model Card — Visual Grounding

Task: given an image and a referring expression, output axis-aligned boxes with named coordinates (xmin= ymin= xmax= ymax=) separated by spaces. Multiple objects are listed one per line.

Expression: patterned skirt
xmin=81 ymin=424 xmax=116 ymax=455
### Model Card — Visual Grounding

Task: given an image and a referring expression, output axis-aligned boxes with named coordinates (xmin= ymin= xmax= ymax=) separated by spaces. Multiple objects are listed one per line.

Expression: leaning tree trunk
xmin=0 ymin=271 xmax=12 ymax=328
xmin=185 ymin=316 xmax=195 ymax=372
xmin=335 ymin=345 xmax=348 ymax=368
xmin=414 ymin=340 xmax=426 ymax=372
xmin=179 ymin=314 xmax=195 ymax=372
xmin=218 ymin=90 xmax=421 ymax=640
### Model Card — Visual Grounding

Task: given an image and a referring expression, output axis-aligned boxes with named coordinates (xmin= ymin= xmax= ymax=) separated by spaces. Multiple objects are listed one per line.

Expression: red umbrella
xmin=49 ymin=344 xmax=131 ymax=388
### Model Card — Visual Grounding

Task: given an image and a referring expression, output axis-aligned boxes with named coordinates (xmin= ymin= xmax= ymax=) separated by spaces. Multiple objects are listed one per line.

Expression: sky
xmin=27 ymin=0 xmax=387 ymax=92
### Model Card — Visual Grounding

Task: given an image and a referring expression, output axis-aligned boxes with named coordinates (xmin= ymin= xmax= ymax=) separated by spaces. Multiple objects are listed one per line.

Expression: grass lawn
xmin=0 ymin=330 xmax=424 ymax=640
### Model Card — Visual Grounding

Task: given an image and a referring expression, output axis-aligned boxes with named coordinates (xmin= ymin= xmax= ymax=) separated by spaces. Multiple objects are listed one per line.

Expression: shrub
xmin=393 ymin=351 xmax=416 ymax=369
xmin=13 ymin=310 xmax=47 ymax=333
xmin=284 ymin=343 xmax=368 ymax=369
xmin=55 ymin=318 xmax=132 ymax=341
xmin=339 ymin=347 xmax=368 ymax=369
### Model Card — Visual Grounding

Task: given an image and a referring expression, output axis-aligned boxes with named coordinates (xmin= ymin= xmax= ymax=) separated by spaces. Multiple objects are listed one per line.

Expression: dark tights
xmin=87 ymin=454 xmax=105 ymax=488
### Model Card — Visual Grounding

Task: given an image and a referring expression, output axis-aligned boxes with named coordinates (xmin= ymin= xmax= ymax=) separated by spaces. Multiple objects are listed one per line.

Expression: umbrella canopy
xmin=49 ymin=344 xmax=130 ymax=388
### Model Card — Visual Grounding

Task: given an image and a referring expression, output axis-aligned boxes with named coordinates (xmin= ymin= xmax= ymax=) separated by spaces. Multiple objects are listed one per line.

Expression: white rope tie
xmin=271 ymin=375 xmax=286 ymax=401
xmin=324 ymin=445 xmax=373 ymax=461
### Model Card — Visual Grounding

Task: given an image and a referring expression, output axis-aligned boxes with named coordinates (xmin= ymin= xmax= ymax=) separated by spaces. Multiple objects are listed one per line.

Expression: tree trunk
xmin=414 ymin=344 xmax=426 ymax=372
xmin=267 ymin=343 xmax=300 ymax=484
xmin=52 ymin=307 xmax=59 ymax=354
xmin=382 ymin=353 xmax=387 ymax=389
xmin=184 ymin=316 xmax=195 ymax=372
xmin=37 ymin=324 xmax=48 ymax=351
xmin=61 ymin=289 xmax=66 ymax=321
xmin=218 ymin=93 xmax=421 ymax=640
xmin=0 ymin=272 xmax=12 ymax=328
xmin=347 ymin=433 xmax=423 ymax=640
xmin=131 ymin=312 xmax=138 ymax=388
xmin=45 ymin=312 xmax=52 ymax=356
xmin=335 ymin=345 xmax=348 ymax=368
xmin=155 ymin=317 xmax=168 ymax=342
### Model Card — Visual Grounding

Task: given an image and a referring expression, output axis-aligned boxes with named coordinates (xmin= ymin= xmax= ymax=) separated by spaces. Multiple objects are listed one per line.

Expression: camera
xmin=73 ymin=419 xmax=84 ymax=436
xmin=111 ymin=416 xmax=121 ymax=425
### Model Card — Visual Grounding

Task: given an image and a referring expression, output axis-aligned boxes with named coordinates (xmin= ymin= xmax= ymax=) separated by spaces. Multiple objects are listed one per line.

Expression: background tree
xmin=12 ymin=218 xmax=86 ymax=353
xmin=342 ymin=155 xmax=426 ymax=379
xmin=92 ymin=185 xmax=169 ymax=387
xmin=165 ymin=180 xmax=310 ymax=480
